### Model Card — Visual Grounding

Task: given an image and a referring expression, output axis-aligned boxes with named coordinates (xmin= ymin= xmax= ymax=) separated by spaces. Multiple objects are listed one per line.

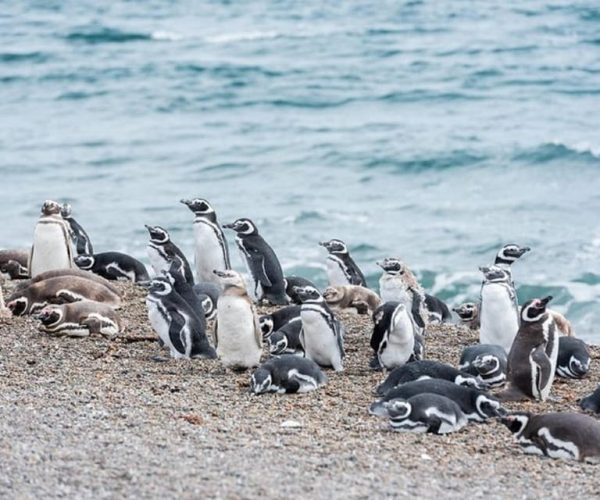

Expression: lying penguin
xmin=459 ymin=344 xmax=507 ymax=388
xmin=37 ymin=302 xmax=121 ymax=338
xmin=556 ymin=336 xmax=591 ymax=379
xmin=251 ymin=355 xmax=327 ymax=394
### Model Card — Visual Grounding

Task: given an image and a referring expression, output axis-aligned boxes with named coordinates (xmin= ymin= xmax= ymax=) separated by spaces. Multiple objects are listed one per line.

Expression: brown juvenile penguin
xmin=13 ymin=268 xmax=121 ymax=297
xmin=323 ymin=285 xmax=381 ymax=315
xmin=452 ymin=302 xmax=480 ymax=330
xmin=37 ymin=302 xmax=121 ymax=338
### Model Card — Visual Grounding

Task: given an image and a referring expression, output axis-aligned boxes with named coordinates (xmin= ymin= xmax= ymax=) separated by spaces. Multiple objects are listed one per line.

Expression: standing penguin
xmin=180 ymin=198 xmax=231 ymax=286
xmin=370 ymin=302 xmax=415 ymax=371
xmin=74 ymin=252 xmax=150 ymax=283
xmin=213 ymin=269 xmax=262 ymax=370
xmin=500 ymin=296 xmax=558 ymax=401
xmin=319 ymin=239 xmax=367 ymax=287
xmin=29 ymin=200 xmax=74 ymax=278
xmin=145 ymin=225 xmax=194 ymax=284
xmin=61 ymin=203 xmax=94 ymax=256
xmin=295 ymin=285 xmax=345 ymax=372
xmin=479 ymin=266 xmax=519 ymax=353
xmin=493 ymin=243 xmax=531 ymax=274
xmin=223 ymin=218 xmax=288 ymax=305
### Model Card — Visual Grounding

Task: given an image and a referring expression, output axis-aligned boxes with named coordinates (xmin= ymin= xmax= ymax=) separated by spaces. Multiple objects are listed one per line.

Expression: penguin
xmin=60 ymin=203 xmax=94 ymax=256
xmin=284 ymin=276 xmax=317 ymax=304
xmin=250 ymin=355 xmax=327 ymax=394
xmin=459 ymin=344 xmax=507 ymax=388
xmin=14 ymin=268 xmax=121 ymax=297
xmin=375 ymin=360 xmax=485 ymax=396
xmin=500 ymin=296 xmax=558 ymax=401
xmin=369 ymin=330 xmax=424 ymax=371
xmin=74 ymin=252 xmax=150 ymax=283
xmin=0 ymin=249 xmax=29 ymax=279
xmin=493 ymin=243 xmax=531 ymax=274
xmin=556 ymin=336 xmax=591 ymax=379
xmin=500 ymin=412 xmax=600 ymax=462
xmin=580 ymin=386 xmax=600 ymax=414
xmin=192 ymin=282 xmax=221 ymax=321
xmin=180 ymin=198 xmax=231 ymax=286
xmin=145 ymin=277 xmax=217 ymax=360
xmin=0 ymin=282 xmax=10 ymax=318
xmin=7 ymin=275 xmax=121 ymax=316
xmin=452 ymin=302 xmax=480 ymax=330
xmin=423 ymin=294 xmax=452 ymax=324
xmin=323 ymin=285 xmax=382 ymax=315
xmin=369 ymin=378 xmax=504 ymax=422
xmin=164 ymin=261 xmax=207 ymax=325
xmin=28 ymin=200 xmax=74 ymax=278
xmin=377 ymin=257 xmax=428 ymax=335
xmin=385 ymin=394 xmax=468 ymax=434
xmin=268 ymin=320 xmax=303 ymax=356
xmin=259 ymin=305 xmax=301 ymax=339
xmin=319 ymin=239 xmax=367 ymax=287
xmin=479 ymin=266 xmax=519 ymax=353
xmin=213 ymin=269 xmax=262 ymax=370
xmin=37 ymin=302 xmax=121 ymax=338
xmin=370 ymin=301 xmax=415 ymax=371
xmin=145 ymin=225 xmax=194 ymax=284
xmin=295 ymin=285 xmax=345 ymax=372
xmin=223 ymin=218 xmax=288 ymax=305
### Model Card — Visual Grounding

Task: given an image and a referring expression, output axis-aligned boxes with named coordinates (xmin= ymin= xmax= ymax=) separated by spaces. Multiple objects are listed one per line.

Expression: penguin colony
xmin=2 ymin=200 xmax=600 ymax=465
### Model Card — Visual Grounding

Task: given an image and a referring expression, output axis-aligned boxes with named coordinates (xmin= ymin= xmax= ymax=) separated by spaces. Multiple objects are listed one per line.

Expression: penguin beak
xmin=318 ymin=241 xmax=328 ymax=247
xmin=222 ymin=223 xmax=234 ymax=229
xmin=452 ymin=306 xmax=461 ymax=313
xmin=180 ymin=199 xmax=191 ymax=206
xmin=540 ymin=295 xmax=553 ymax=306
xmin=213 ymin=269 xmax=227 ymax=278
xmin=478 ymin=266 xmax=489 ymax=273
xmin=144 ymin=224 xmax=153 ymax=232
xmin=375 ymin=261 xmax=384 ymax=269
xmin=520 ymin=246 xmax=531 ymax=254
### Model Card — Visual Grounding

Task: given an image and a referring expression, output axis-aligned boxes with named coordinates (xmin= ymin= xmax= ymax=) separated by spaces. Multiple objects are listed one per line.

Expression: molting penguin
xmin=269 ymin=321 xmax=303 ymax=356
xmin=369 ymin=378 xmax=504 ymax=422
xmin=323 ymin=285 xmax=381 ymax=315
xmin=61 ymin=203 xmax=94 ymax=256
xmin=375 ymin=360 xmax=485 ymax=396
xmin=259 ymin=305 xmax=301 ymax=340
xmin=145 ymin=225 xmax=194 ymax=284
xmin=181 ymin=198 xmax=231 ymax=286
xmin=385 ymin=394 xmax=468 ymax=434
xmin=145 ymin=277 xmax=217 ymax=360
xmin=500 ymin=412 xmax=600 ymax=462
xmin=250 ymin=355 xmax=326 ymax=394
xmin=29 ymin=200 xmax=74 ymax=278
xmin=556 ymin=336 xmax=590 ymax=379
xmin=284 ymin=276 xmax=317 ymax=304
xmin=295 ymin=285 xmax=345 ymax=372
xmin=453 ymin=302 xmax=480 ymax=330
xmin=319 ymin=239 xmax=367 ymax=287
xmin=37 ymin=302 xmax=121 ymax=338
xmin=500 ymin=296 xmax=558 ymax=401
xmin=370 ymin=301 xmax=415 ymax=371
xmin=74 ymin=252 xmax=150 ymax=283
xmin=223 ymin=218 xmax=288 ymax=305
xmin=459 ymin=344 xmax=507 ymax=388
xmin=214 ymin=269 xmax=262 ymax=370
xmin=0 ymin=249 xmax=29 ymax=279
xmin=580 ymin=386 xmax=600 ymax=414
xmin=479 ymin=266 xmax=519 ymax=353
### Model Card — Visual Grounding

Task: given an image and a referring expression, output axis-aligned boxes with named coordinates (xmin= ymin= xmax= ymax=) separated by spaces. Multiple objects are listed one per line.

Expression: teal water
xmin=1 ymin=1 xmax=599 ymax=341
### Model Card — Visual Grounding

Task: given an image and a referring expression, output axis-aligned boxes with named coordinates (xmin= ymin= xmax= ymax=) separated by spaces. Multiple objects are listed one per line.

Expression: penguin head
xmin=1 ymin=260 xmax=21 ymax=275
xmin=60 ymin=203 xmax=72 ymax=218
xmin=455 ymin=373 xmax=487 ymax=391
xmin=384 ymin=400 xmax=412 ymax=419
xmin=495 ymin=244 xmax=531 ymax=265
xmin=37 ymin=306 xmax=62 ymax=326
xmin=250 ymin=368 xmax=272 ymax=394
xmin=475 ymin=394 xmax=505 ymax=419
xmin=269 ymin=331 xmax=288 ymax=354
xmin=322 ymin=286 xmax=343 ymax=303
xmin=7 ymin=297 xmax=28 ymax=316
xmin=148 ymin=278 xmax=172 ymax=296
xmin=499 ymin=412 xmax=530 ymax=436
xmin=259 ymin=315 xmax=274 ymax=338
xmin=222 ymin=218 xmax=257 ymax=235
xmin=452 ymin=302 xmax=478 ymax=321
xmin=74 ymin=255 xmax=95 ymax=270
xmin=41 ymin=200 xmax=61 ymax=216
xmin=472 ymin=355 xmax=500 ymax=377
xmin=293 ymin=285 xmax=322 ymax=303
xmin=520 ymin=296 xmax=552 ymax=323
xmin=579 ymin=388 xmax=600 ymax=413
xmin=180 ymin=198 xmax=214 ymax=216
xmin=376 ymin=258 xmax=405 ymax=275
xmin=569 ymin=355 xmax=590 ymax=378
xmin=213 ymin=269 xmax=246 ymax=288
xmin=165 ymin=259 xmax=186 ymax=282
xmin=200 ymin=296 xmax=215 ymax=317
xmin=479 ymin=265 xmax=509 ymax=283
xmin=145 ymin=225 xmax=170 ymax=244
xmin=319 ymin=239 xmax=347 ymax=255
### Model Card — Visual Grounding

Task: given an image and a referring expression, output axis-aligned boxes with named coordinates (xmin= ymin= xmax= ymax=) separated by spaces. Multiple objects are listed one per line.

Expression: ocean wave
xmin=0 ymin=51 xmax=50 ymax=63
xmin=513 ymin=142 xmax=600 ymax=163
xmin=204 ymin=31 xmax=280 ymax=44
xmin=66 ymin=26 xmax=151 ymax=44
xmin=151 ymin=31 xmax=183 ymax=42
xmin=364 ymin=150 xmax=487 ymax=173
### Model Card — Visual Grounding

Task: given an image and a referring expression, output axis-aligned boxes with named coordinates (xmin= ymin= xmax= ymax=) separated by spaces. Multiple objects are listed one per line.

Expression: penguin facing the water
xmin=181 ymin=198 xmax=231 ymax=286
xmin=74 ymin=252 xmax=149 ymax=283
xmin=370 ymin=301 xmax=415 ymax=371
xmin=223 ymin=218 xmax=288 ymax=305
xmin=61 ymin=203 xmax=94 ymax=256
xmin=319 ymin=239 xmax=367 ymax=287
xmin=145 ymin=225 xmax=194 ymax=284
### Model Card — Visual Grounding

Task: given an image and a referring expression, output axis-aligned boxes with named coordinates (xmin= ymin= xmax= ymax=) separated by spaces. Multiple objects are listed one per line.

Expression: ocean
xmin=1 ymin=1 xmax=599 ymax=341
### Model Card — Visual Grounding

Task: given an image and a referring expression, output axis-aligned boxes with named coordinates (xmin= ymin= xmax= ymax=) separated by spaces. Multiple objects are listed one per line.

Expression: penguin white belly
xmin=147 ymin=246 xmax=167 ymax=276
xmin=193 ymin=223 xmax=227 ymax=285
xmin=480 ymin=284 xmax=519 ymax=352
xmin=236 ymin=248 xmax=261 ymax=301
xmin=30 ymin=223 xmax=72 ymax=277
xmin=146 ymin=299 xmax=172 ymax=350
xmin=301 ymin=311 xmax=342 ymax=371
xmin=326 ymin=258 xmax=349 ymax=286
xmin=216 ymin=296 xmax=261 ymax=369
xmin=379 ymin=312 xmax=414 ymax=369
xmin=379 ymin=277 xmax=409 ymax=304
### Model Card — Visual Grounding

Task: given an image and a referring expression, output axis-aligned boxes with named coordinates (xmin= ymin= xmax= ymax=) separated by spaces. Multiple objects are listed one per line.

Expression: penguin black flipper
xmin=167 ymin=308 xmax=187 ymax=355
xmin=335 ymin=321 xmax=346 ymax=359
xmin=248 ymin=250 xmax=272 ymax=287
xmin=370 ymin=304 xmax=388 ymax=352
xmin=531 ymin=344 xmax=552 ymax=395
xmin=410 ymin=289 xmax=426 ymax=329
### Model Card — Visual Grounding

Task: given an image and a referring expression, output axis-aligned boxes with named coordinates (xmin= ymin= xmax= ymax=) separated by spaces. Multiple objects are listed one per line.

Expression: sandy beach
xmin=1 ymin=280 xmax=599 ymax=499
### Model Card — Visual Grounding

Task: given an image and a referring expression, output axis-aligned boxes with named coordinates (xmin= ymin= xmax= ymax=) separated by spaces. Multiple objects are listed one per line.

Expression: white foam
xmin=204 ymin=31 xmax=280 ymax=44
xmin=151 ymin=31 xmax=183 ymax=41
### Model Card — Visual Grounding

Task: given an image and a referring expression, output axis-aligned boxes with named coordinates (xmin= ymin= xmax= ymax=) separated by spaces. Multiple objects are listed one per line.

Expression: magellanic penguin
xmin=181 ymin=198 xmax=231 ymax=286
xmin=385 ymin=394 xmax=468 ymax=435
xmin=0 ymin=249 xmax=29 ymax=279
xmin=75 ymin=252 xmax=150 ymax=283
xmin=60 ymin=203 xmax=94 ymax=256
xmin=284 ymin=275 xmax=317 ymax=304
xmin=14 ymin=268 xmax=121 ymax=297
xmin=452 ymin=302 xmax=480 ymax=330
xmin=145 ymin=225 xmax=194 ymax=284
xmin=319 ymin=239 xmax=367 ymax=287
xmin=459 ymin=344 xmax=507 ymax=389
xmin=500 ymin=296 xmax=558 ymax=402
xmin=250 ymin=355 xmax=327 ymax=394
xmin=268 ymin=321 xmax=303 ymax=356
xmin=424 ymin=294 xmax=452 ymax=324
xmin=192 ymin=282 xmax=221 ymax=321
xmin=479 ymin=266 xmax=519 ymax=353
xmin=213 ymin=269 xmax=262 ymax=370
xmin=500 ymin=412 xmax=600 ymax=463
xmin=493 ymin=243 xmax=531 ymax=275
xmin=145 ymin=277 xmax=217 ymax=360
xmin=580 ymin=386 xmax=600 ymax=414
xmin=163 ymin=260 xmax=207 ymax=326
xmin=28 ymin=200 xmax=74 ymax=278
xmin=295 ymin=285 xmax=345 ymax=372
xmin=259 ymin=305 xmax=301 ymax=340
xmin=556 ymin=337 xmax=590 ymax=379
xmin=370 ymin=301 xmax=415 ymax=371
xmin=37 ymin=302 xmax=121 ymax=338
xmin=323 ymin=285 xmax=381 ymax=315
xmin=223 ymin=218 xmax=288 ymax=305
xmin=377 ymin=257 xmax=428 ymax=335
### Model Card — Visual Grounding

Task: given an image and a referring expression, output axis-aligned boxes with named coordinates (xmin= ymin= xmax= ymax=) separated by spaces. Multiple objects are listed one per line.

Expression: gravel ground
xmin=1 ymin=281 xmax=599 ymax=499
